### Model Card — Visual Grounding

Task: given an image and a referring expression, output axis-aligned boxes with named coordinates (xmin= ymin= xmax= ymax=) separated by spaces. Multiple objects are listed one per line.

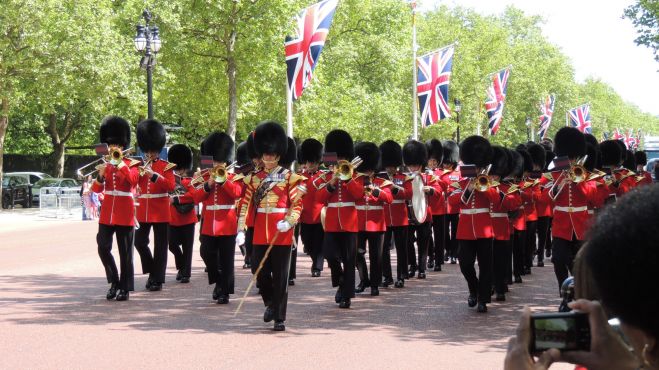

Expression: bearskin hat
xmin=509 ymin=149 xmax=525 ymax=179
xmin=324 ymin=129 xmax=354 ymax=160
xmin=517 ymin=148 xmax=534 ymax=173
xmin=355 ymin=141 xmax=380 ymax=172
xmin=442 ymin=140 xmax=460 ymax=165
xmin=136 ymin=119 xmax=166 ymax=153
xmin=614 ymin=139 xmax=627 ymax=156
xmin=460 ymin=136 xmax=492 ymax=167
xmin=635 ymin=151 xmax=648 ymax=166
xmin=245 ymin=132 xmax=258 ymax=160
xmin=201 ymin=131 xmax=234 ymax=163
xmin=554 ymin=127 xmax=586 ymax=160
xmin=623 ymin=150 xmax=636 ymax=171
xmin=299 ymin=138 xmax=323 ymax=164
xmin=253 ymin=121 xmax=287 ymax=158
xmin=279 ymin=137 xmax=297 ymax=168
xmin=379 ymin=140 xmax=403 ymax=168
xmin=235 ymin=142 xmax=250 ymax=167
xmin=99 ymin=116 xmax=131 ymax=149
xmin=540 ymin=138 xmax=554 ymax=153
xmin=527 ymin=143 xmax=546 ymax=170
xmin=426 ymin=139 xmax=444 ymax=163
xmin=600 ymin=140 xmax=623 ymax=167
xmin=490 ymin=145 xmax=510 ymax=177
xmin=167 ymin=144 xmax=193 ymax=171
xmin=545 ymin=150 xmax=556 ymax=171
xmin=584 ymin=143 xmax=599 ymax=171
xmin=584 ymin=133 xmax=598 ymax=148
xmin=403 ymin=140 xmax=428 ymax=166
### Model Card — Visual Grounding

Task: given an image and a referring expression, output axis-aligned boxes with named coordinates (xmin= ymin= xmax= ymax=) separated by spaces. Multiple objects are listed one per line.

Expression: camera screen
xmin=533 ymin=317 xmax=579 ymax=351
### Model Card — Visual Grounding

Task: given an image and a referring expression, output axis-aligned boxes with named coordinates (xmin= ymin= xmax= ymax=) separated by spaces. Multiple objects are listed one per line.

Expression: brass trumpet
xmin=75 ymin=147 xmax=133 ymax=179
xmin=569 ymin=164 xmax=587 ymax=183
xmin=473 ymin=164 xmax=493 ymax=192
xmin=335 ymin=156 xmax=363 ymax=181
xmin=190 ymin=162 xmax=235 ymax=189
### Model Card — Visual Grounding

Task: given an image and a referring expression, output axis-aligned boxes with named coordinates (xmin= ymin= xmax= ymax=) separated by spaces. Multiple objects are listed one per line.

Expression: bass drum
xmin=411 ymin=175 xmax=427 ymax=224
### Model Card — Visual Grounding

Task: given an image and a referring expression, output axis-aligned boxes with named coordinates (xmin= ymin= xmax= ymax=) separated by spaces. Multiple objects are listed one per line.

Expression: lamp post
xmin=134 ymin=9 xmax=161 ymax=120
xmin=525 ymin=116 xmax=532 ymax=142
xmin=454 ymin=98 xmax=462 ymax=143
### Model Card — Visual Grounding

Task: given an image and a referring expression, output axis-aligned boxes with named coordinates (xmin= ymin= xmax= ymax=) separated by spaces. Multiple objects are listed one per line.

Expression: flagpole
xmin=286 ymin=83 xmax=294 ymax=139
xmin=411 ymin=1 xmax=418 ymax=140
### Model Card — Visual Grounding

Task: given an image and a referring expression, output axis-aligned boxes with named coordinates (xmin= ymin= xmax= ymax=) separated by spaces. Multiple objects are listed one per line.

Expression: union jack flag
xmin=624 ymin=129 xmax=638 ymax=150
xmin=538 ymin=94 xmax=555 ymax=139
xmin=285 ymin=0 xmax=338 ymax=101
xmin=485 ymin=67 xmax=511 ymax=136
xmin=567 ymin=104 xmax=592 ymax=134
xmin=612 ymin=128 xmax=624 ymax=141
xmin=417 ymin=45 xmax=454 ymax=127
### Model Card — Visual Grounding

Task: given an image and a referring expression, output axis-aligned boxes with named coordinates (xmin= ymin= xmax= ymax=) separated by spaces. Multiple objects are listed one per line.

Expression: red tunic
xmin=169 ymin=177 xmax=198 ymax=226
xmin=136 ymin=159 xmax=176 ymax=223
xmin=355 ymin=176 xmax=393 ymax=232
xmin=637 ymin=171 xmax=653 ymax=186
xmin=91 ymin=158 xmax=140 ymax=227
xmin=315 ymin=172 xmax=364 ymax=233
xmin=448 ymin=178 xmax=499 ymax=240
xmin=429 ymin=169 xmax=447 ymax=216
xmin=612 ymin=169 xmax=638 ymax=196
xmin=192 ymin=174 xmax=242 ymax=236
xmin=490 ymin=183 xmax=522 ymax=241
xmin=382 ymin=172 xmax=413 ymax=227
xmin=535 ymin=175 xmax=553 ymax=218
xmin=521 ymin=179 xmax=541 ymax=222
xmin=300 ymin=169 xmax=327 ymax=225
xmin=440 ymin=169 xmax=462 ymax=214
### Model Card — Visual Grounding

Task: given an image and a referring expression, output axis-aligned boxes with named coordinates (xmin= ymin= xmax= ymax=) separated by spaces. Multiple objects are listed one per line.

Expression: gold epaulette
xmin=232 ymin=173 xmax=245 ymax=182
xmin=542 ymin=172 xmax=553 ymax=181
xmin=128 ymin=159 xmax=141 ymax=167
xmin=379 ymin=180 xmax=393 ymax=188
xmin=164 ymin=162 xmax=176 ymax=171
xmin=405 ymin=175 xmax=415 ymax=182
xmin=451 ymin=181 xmax=462 ymax=190
xmin=288 ymin=172 xmax=307 ymax=185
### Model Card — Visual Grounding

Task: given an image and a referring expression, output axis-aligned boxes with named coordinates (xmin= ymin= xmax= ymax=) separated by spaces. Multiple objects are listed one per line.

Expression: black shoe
xmin=433 ymin=265 xmax=442 ymax=272
xmin=311 ymin=270 xmax=321 ymax=277
xmin=106 ymin=282 xmax=118 ymax=300
xmin=477 ymin=303 xmax=488 ymax=313
xmin=504 ymin=285 xmax=510 ymax=293
xmin=394 ymin=279 xmax=404 ymax=288
xmin=217 ymin=294 xmax=229 ymax=304
xmin=242 ymin=263 xmax=250 ymax=269
xmin=514 ymin=275 xmax=523 ymax=284
xmin=213 ymin=284 xmax=220 ymax=300
xmin=116 ymin=289 xmax=129 ymax=301
xmin=468 ymin=295 xmax=477 ymax=307
xmin=370 ymin=286 xmax=379 ymax=296
xmin=339 ymin=298 xmax=351 ymax=309
xmin=537 ymin=261 xmax=544 ymax=267
xmin=444 ymin=256 xmax=450 ymax=262
xmin=427 ymin=260 xmax=434 ymax=269
xmin=381 ymin=277 xmax=394 ymax=287
xmin=273 ymin=320 xmax=286 ymax=331
xmin=180 ymin=276 xmax=190 ymax=284
xmin=288 ymin=279 xmax=295 ymax=286
xmin=148 ymin=282 xmax=162 ymax=291
xmin=418 ymin=272 xmax=426 ymax=279
xmin=355 ymin=281 xmax=367 ymax=293
xmin=546 ymin=249 xmax=551 ymax=258
xmin=175 ymin=270 xmax=183 ymax=281
xmin=335 ymin=287 xmax=343 ymax=303
xmin=450 ymin=257 xmax=457 ymax=264
xmin=145 ymin=278 xmax=153 ymax=290
xmin=408 ymin=267 xmax=417 ymax=278
xmin=263 ymin=307 xmax=274 ymax=323
xmin=496 ymin=293 xmax=506 ymax=302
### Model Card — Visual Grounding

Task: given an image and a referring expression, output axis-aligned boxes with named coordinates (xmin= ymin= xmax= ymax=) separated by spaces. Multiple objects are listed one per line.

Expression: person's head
xmin=426 ymin=139 xmax=443 ymax=170
xmin=137 ymin=119 xmax=166 ymax=159
xmin=253 ymin=121 xmax=287 ymax=170
xmin=585 ymin=185 xmax=659 ymax=365
xmin=403 ymin=140 xmax=428 ymax=173
xmin=379 ymin=140 xmax=403 ymax=175
xmin=300 ymin=138 xmax=323 ymax=173
xmin=99 ymin=116 xmax=131 ymax=151
xmin=441 ymin=140 xmax=459 ymax=170
xmin=460 ymin=136 xmax=492 ymax=172
xmin=354 ymin=141 xmax=380 ymax=177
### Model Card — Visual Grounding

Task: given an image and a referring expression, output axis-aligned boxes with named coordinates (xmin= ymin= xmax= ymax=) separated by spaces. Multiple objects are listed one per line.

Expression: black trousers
xmin=253 ymin=245 xmax=292 ymax=322
xmin=97 ymin=224 xmax=134 ymax=291
xmin=536 ymin=217 xmax=551 ymax=262
xmin=300 ymin=223 xmax=325 ymax=272
xmin=458 ymin=238 xmax=493 ymax=304
xmin=200 ymin=234 xmax=236 ymax=294
xmin=245 ymin=227 xmax=254 ymax=270
xmin=356 ymin=231 xmax=384 ymax=288
xmin=525 ymin=220 xmax=538 ymax=269
xmin=551 ymin=237 xmax=581 ymax=290
xmin=407 ymin=222 xmax=432 ymax=273
xmin=444 ymin=213 xmax=459 ymax=258
xmin=382 ymin=226 xmax=409 ymax=281
xmin=290 ymin=224 xmax=300 ymax=280
xmin=323 ymin=232 xmax=357 ymax=299
xmin=505 ymin=237 xmax=513 ymax=284
xmin=168 ymin=223 xmax=195 ymax=277
xmin=512 ymin=229 xmax=526 ymax=277
xmin=134 ymin=222 xmax=169 ymax=283
xmin=492 ymin=239 xmax=510 ymax=294
xmin=432 ymin=215 xmax=447 ymax=265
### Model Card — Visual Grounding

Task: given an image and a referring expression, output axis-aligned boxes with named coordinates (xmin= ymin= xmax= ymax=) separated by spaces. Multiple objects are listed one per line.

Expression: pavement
xmin=0 ymin=208 xmax=571 ymax=369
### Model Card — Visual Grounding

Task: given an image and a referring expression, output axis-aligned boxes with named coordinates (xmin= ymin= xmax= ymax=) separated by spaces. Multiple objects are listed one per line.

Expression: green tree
xmin=624 ymin=0 xmax=659 ymax=64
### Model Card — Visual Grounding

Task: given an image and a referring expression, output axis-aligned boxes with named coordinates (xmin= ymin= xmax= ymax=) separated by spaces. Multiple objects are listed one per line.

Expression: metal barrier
xmin=39 ymin=187 xmax=82 ymax=219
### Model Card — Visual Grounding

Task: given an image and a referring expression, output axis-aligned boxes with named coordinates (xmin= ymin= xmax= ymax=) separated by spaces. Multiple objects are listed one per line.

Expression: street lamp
xmin=454 ymin=98 xmax=462 ymax=143
xmin=525 ymin=116 xmax=532 ymax=142
xmin=134 ymin=9 xmax=161 ymax=119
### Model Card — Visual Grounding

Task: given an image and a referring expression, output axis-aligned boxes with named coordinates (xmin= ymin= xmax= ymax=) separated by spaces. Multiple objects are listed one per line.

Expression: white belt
xmin=206 ymin=204 xmax=235 ymax=211
xmin=490 ymin=212 xmax=508 ymax=218
xmin=257 ymin=207 xmax=287 ymax=213
xmin=391 ymin=200 xmax=406 ymax=204
xmin=327 ymin=202 xmax=355 ymax=208
xmin=587 ymin=210 xmax=595 ymax=215
xmin=105 ymin=190 xmax=133 ymax=197
xmin=356 ymin=205 xmax=383 ymax=211
xmin=554 ymin=206 xmax=587 ymax=213
xmin=138 ymin=193 xmax=168 ymax=199
xmin=460 ymin=208 xmax=490 ymax=215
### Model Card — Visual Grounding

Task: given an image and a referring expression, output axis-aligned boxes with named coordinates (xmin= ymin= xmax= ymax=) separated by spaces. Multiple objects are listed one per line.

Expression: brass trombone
xmin=335 ymin=156 xmax=363 ymax=181
xmin=76 ymin=147 xmax=133 ymax=179
xmin=190 ymin=162 xmax=235 ymax=189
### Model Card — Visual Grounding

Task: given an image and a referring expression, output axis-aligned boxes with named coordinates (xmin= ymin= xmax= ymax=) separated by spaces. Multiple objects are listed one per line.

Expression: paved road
xmin=0 ymin=209 xmax=570 ymax=369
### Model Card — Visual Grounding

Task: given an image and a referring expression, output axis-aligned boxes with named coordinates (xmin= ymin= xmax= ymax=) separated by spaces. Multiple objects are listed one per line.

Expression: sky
xmin=419 ymin=0 xmax=659 ymax=116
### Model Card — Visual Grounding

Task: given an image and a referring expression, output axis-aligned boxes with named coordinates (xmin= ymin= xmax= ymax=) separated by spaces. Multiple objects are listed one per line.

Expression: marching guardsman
xmin=524 ymin=144 xmax=545 ymax=270
xmin=448 ymin=136 xmax=499 ymax=313
xmin=189 ymin=132 xmax=242 ymax=304
xmin=167 ymin=144 xmax=197 ymax=284
xmin=537 ymin=141 xmax=555 ymax=261
xmin=315 ymin=129 xmax=364 ymax=309
xmin=380 ymin=140 xmax=414 ymax=288
xmin=354 ymin=142 xmax=393 ymax=296
xmin=503 ymin=150 xmax=524 ymax=286
xmin=489 ymin=146 xmax=521 ymax=302
xmin=279 ymin=137 xmax=299 ymax=286
xmin=426 ymin=139 xmax=446 ymax=271
xmin=545 ymin=127 xmax=605 ymax=291
xmin=134 ymin=119 xmax=176 ymax=292
xmin=403 ymin=140 xmax=441 ymax=279
xmin=93 ymin=116 xmax=140 ymax=301
xmin=440 ymin=140 xmax=461 ymax=264
xmin=516 ymin=147 xmax=536 ymax=276
xmin=236 ymin=134 xmax=262 ymax=271
xmin=239 ymin=121 xmax=306 ymax=331
xmin=233 ymin=140 xmax=252 ymax=268
xmin=510 ymin=149 xmax=530 ymax=283
xmin=613 ymin=141 xmax=638 ymax=196
xmin=634 ymin=151 xmax=653 ymax=186
xmin=298 ymin=138 xmax=326 ymax=277
xmin=599 ymin=140 xmax=632 ymax=200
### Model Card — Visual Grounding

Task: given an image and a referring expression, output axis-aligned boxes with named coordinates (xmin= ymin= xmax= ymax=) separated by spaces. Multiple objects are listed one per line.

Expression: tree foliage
xmin=624 ymin=0 xmax=659 ymax=64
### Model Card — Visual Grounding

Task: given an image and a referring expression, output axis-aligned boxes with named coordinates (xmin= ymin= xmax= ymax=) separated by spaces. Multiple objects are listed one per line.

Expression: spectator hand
xmin=504 ymin=306 xmax=560 ymax=370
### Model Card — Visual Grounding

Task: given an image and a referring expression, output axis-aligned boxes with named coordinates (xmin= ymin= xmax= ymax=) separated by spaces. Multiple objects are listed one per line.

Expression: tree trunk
xmin=45 ymin=113 xmax=65 ymax=177
xmin=0 ymin=96 xmax=9 ymax=196
xmin=226 ymin=29 xmax=238 ymax=141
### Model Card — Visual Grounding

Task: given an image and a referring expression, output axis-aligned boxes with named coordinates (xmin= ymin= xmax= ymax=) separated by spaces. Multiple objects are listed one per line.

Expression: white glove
xmin=236 ymin=231 xmax=245 ymax=245
xmin=276 ymin=220 xmax=293 ymax=232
